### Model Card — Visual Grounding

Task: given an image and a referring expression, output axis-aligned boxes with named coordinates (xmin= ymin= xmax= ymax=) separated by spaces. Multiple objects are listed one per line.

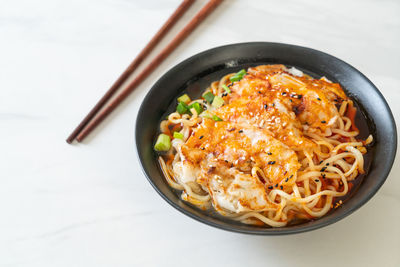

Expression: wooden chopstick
xmin=66 ymin=0 xmax=195 ymax=144
xmin=75 ymin=0 xmax=223 ymax=142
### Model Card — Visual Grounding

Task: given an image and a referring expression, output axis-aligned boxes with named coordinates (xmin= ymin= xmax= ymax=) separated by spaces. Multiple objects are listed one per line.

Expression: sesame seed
xmin=199 ymin=136 xmax=204 ymax=139
xmin=275 ymin=184 xmax=278 ymax=188
xmin=268 ymin=161 xmax=276 ymax=165
xmin=280 ymin=185 xmax=283 ymax=189
xmin=297 ymin=95 xmax=303 ymax=99
xmin=268 ymin=186 xmax=273 ymax=189
xmin=317 ymin=97 xmax=321 ymax=101
xmin=267 ymin=152 xmax=272 ymax=155
xmin=264 ymin=104 xmax=268 ymax=109
xmin=239 ymin=130 xmax=243 ymax=133
xmin=289 ymin=175 xmax=293 ymax=179
xmin=258 ymin=91 xmax=262 ymax=94
xmin=326 ymin=163 xmax=330 ymax=166
xmin=320 ymin=166 xmax=327 ymax=172
xmin=281 ymin=92 xmax=287 ymax=96
xmin=321 ymin=120 xmax=326 ymax=123
xmin=315 ymin=179 xmax=319 ymax=182
xmin=322 ymin=174 xmax=326 ymax=179
xmin=200 ymin=147 xmax=205 ymax=150
xmin=285 ymin=178 xmax=289 ymax=182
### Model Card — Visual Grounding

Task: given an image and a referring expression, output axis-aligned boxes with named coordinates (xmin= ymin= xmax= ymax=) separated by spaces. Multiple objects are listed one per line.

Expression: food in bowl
xmin=153 ymin=64 xmax=372 ymax=227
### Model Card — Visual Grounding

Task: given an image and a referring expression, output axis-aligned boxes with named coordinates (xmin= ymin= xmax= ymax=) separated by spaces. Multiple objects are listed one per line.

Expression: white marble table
xmin=1 ymin=0 xmax=399 ymax=266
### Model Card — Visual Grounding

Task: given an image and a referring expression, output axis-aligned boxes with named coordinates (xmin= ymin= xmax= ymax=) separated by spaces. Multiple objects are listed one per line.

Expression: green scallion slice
xmin=212 ymin=115 xmax=223 ymax=121
xmin=189 ymin=102 xmax=203 ymax=115
xmin=173 ymin=131 xmax=184 ymax=140
xmin=154 ymin=134 xmax=171 ymax=151
xmin=229 ymin=69 xmax=247 ymax=82
xmin=177 ymin=94 xmax=191 ymax=104
xmin=202 ymin=91 xmax=215 ymax=104
xmin=212 ymin=96 xmax=224 ymax=108
xmin=200 ymin=110 xmax=213 ymax=119
xmin=176 ymin=102 xmax=189 ymax=114
xmin=222 ymin=84 xmax=231 ymax=93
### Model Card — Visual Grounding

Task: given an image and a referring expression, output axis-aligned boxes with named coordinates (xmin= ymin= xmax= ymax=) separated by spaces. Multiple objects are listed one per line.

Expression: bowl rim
xmin=135 ymin=42 xmax=397 ymax=235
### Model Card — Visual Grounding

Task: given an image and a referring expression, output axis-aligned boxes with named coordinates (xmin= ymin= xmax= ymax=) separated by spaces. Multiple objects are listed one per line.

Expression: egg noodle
xmin=156 ymin=65 xmax=372 ymax=227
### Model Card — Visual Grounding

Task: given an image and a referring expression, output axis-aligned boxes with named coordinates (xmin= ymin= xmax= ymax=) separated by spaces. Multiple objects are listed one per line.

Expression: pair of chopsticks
xmin=66 ymin=0 xmax=223 ymax=144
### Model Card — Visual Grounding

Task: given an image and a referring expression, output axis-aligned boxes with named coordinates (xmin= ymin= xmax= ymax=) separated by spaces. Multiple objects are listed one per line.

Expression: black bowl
xmin=135 ymin=42 xmax=397 ymax=235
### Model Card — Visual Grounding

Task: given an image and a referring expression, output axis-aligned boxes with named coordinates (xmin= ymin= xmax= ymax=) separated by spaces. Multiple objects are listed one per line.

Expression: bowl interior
xmin=136 ymin=42 xmax=396 ymax=235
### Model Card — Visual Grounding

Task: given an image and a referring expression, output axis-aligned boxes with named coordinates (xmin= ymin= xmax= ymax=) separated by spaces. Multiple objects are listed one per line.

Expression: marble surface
xmin=1 ymin=0 xmax=399 ymax=266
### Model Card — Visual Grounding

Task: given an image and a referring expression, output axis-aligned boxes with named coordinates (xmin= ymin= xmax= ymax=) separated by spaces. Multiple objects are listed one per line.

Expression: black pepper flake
xmin=326 ymin=163 xmax=330 ymax=166
xmin=238 ymin=130 xmax=243 ymax=133
xmin=317 ymin=97 xmax=321 ymax=101
xmin=281 ymin=92 xmax=287 ymax=96
xmin=319 ymin=160 xmax=323 ymax=164
xmin=275 ymin=184 xmax=278 ymax=188
xmin=297 ymin=94 xmax=303 ymax=99
xmin=199 ymin=135 xmax=204 ymax=139
xmin=321 ymin=120 xmax=326 ymax=123
xmin=322 ymin=173 xmax=326 ymax=179
xmin=230 ymin=163 xmax=234 ymax=168
xmin=320 ymin=166 xmax=327 ymax=172
xmin=280 ymin=185 xmax=283 ymax=190
xmin=334 ymin=99 xmax=339 ymax=102
xmin=224 ymin=160 xmax=228 ymax=163
xmin=264 ymin=104 xmax=268 ymax=109
xmin=289 ymin=99 xmax=293 ymax=102
xmin=315 ymin=179 xmax=319 ymax=182
xmin=222 ymin=92 xmax=228 ymax=97
xmin=258 ymin=91 xmax=262 ymax=94
xmin=267 ymin=152 xmax=272 ymax=155
xmin=268 ymin=161 xmax=276 ymax=165
xmin=268 ymin=186 xmax=273 ymax=189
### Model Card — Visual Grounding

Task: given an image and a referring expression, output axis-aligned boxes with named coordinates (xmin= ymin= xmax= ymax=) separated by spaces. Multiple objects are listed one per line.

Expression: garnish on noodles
xmin=154 ymin=65 xmax=372 ymax=227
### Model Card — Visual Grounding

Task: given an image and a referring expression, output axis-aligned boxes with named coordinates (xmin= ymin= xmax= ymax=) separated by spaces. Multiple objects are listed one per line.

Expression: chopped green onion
xmin=154 ymin=134 xmax=171 ymax=151
xmin=173 ymin=131 xmax=184 ymax=140
xmin=222 ymin=84 xmax=231 ymax=93
xmin=177 ymin=94 xmax=191 ymax=104
xmin=229 ymin=69 xmax=247 ymax=82
xmin=176 ymin=101 xmax=189 ymax=114
xmin=212 ymin=96 xmax=224 ymax=108
xmin=202 ymin=91 xmax=215 ymax=104
xmin=212 ymin=115 xmax=223 ymax=121
xmin=200 ymin=110 xmax=213 ymax=119
xmin=189 ymin=102 xmax=203 ymax=115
